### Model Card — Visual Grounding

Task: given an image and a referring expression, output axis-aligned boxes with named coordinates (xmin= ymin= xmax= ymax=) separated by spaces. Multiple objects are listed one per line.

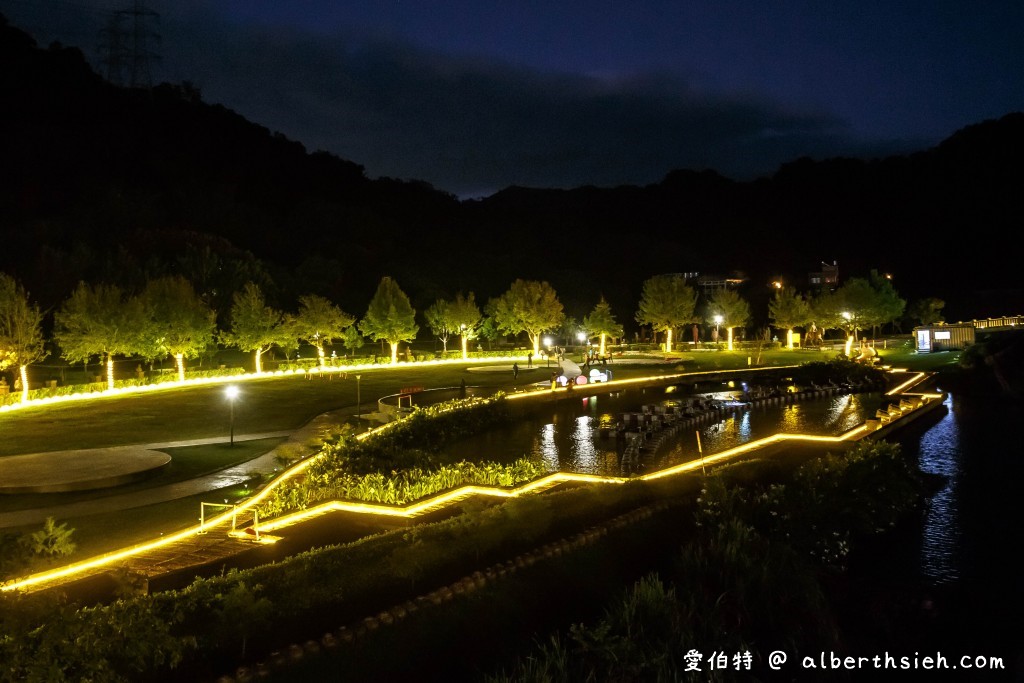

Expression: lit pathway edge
xmin=1 ymin=369 xmax=938 ymax=594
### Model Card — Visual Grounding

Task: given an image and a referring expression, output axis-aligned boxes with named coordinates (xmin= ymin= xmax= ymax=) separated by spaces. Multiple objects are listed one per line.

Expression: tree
xmin=822 ymin=274 xmax=905 ymax=342
xmin=635 ymin=274 xmax=697 ymax=352
xmin=809 ymin=289 xmax=848 ymax=340
xmin=341 ymin=324 xmax=364 ymax=357
xmin=867 ymin=270 xmax=906 ymax=336
xmin=423 ymin=299 xmax=456 ymax=354
xmin=293 ymin=294 xmax=355 ymax=368
xmin=768 ymin=286 xmax=812 ymax=349
xmin=223 ymin=282 xmax=285 ymax=374
xmin=53 ymin=282 xmax=144 ymax=391
xmin=487 ymin=279 xmax=564 ymax=356
xmin=558 ymin=316 xmax=582 ymax=348
xmin=359 ymin=277 xmax=419 ymax=364
xmin=0 ymin=274 xmax=47 ymax=402
xmin=909 ymin=297 xmax=945 ymax=326
xmin=583 ymin=296 xmax=623 ymax=356
xmin=706 ymin=288 xmax=750 ymax=351
xmin=449 ymin=292 xmax=483 ymax=360
xmin=142 ymin=276 xmax=217 ymax=382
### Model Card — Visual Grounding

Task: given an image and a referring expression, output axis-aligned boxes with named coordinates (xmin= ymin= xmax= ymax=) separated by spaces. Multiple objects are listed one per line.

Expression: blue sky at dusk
xmin=3 ymin=0 xmax=1023 ymax=197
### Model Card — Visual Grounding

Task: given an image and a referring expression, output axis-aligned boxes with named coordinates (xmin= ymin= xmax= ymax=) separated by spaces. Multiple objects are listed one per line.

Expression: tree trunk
xmin=19 ymin=364 xmax=29 ymax=403
xmin=175 ymin=353 xmax=185 ymax=383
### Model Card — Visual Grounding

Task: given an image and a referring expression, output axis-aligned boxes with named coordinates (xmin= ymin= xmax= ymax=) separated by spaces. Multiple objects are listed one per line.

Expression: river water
xmin=444 ymin=383 xmax=888 ymax=477
xmin=444 ymin=381 xmax=1024 ymax=675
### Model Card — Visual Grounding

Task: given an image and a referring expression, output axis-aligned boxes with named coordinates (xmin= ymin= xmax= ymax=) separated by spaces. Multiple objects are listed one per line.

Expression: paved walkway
xmin=0 ymin=409 xmax=389 ymax=529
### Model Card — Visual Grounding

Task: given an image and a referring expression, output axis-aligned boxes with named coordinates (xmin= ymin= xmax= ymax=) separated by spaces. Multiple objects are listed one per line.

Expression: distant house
xmin=913 ymin=323 xmax=975 ymax=353
xmin=808 ymin=261 xmax=839 ymax=290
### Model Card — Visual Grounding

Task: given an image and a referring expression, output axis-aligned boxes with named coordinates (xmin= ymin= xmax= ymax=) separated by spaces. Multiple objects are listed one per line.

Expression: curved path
xmin=0 ymin=406 xmax=391 ymax=529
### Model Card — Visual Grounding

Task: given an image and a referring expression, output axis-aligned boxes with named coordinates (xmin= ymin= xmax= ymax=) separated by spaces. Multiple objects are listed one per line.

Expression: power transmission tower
xmin=97 ymin=0 xmax=160 ymax=88
xmin=98 ymin=12 xmax=127 ymax=86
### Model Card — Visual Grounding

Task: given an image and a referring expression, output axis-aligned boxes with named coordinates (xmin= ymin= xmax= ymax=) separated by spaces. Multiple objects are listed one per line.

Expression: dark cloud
xmin=163 ymin=16 xmax=917 ymax=198
xmin=0 ymin=1 xmax=944 ymax=197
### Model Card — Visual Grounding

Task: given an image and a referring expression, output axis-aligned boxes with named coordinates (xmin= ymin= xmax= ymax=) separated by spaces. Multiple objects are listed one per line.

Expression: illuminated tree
xmin=449 ymin=292 xmax=483 ymax=360
xmin=359 ymin=277 xmax=419 ymax=364
xmin=818 ymin=274 xmax=905 ymax=342
xmin=635 ymin=274 xmax=697 ymax=352
xmin=0 ymin=274 xmax=47 ymax=402
xmin=487 ymin=279 xmax=564 ymax=356
xmin=142 ymin=276 xmax=217 ymax=382
xmin=424 ymin=299 xmax=456 ymax=354
xmin=706 ymin=288 xmax=750 ymax=351
xmin=341 ymin=324 xmax=364 ymax=357
xmin=294 ymin=294 xmax=355 ymax=368
xmin=223 ymin=282 xmax=285 ymax=374
xmin=583 ymin=296 xmax=623 ymax=356
xmin=54 ymin=282 xmax=145 ymax=391
xmin=768 ymin=286 xmax=812 ymax=349
xmin=866 ymin=270 xmax=906 ymax=336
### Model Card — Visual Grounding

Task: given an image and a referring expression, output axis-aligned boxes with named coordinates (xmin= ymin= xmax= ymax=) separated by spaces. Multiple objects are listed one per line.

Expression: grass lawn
xmin=0 ymin=340 xmax=956 ymax=574
xmin=0 ymin=343 xmax=950 ymax=457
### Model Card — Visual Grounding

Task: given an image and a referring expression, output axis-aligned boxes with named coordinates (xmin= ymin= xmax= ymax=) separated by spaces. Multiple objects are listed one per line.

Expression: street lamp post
xmin=713 ymin=315 xmax=723 ymax=343
xmin=225 ymin=385 xmax=239 ymax=446
xmin=356 ymin=374 xmax=362 ymax=421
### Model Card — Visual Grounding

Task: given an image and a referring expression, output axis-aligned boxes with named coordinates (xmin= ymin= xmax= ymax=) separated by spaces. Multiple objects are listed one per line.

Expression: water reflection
xmin=444 ymin=388 xmax=887 ymax=477
xmin=916 ymin=393 xmax=961 ymax=583
xmin=537 ymin=423 xmax=558 ymax=471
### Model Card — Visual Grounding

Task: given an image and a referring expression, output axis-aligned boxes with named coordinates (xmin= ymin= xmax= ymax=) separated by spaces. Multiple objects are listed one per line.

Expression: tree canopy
xmin=359 ymin=277 xmax=419 ymax=364
xmin=223 ymin=282 xmax=288 ymax=373
xmin=487 ymin=279 xmax=564 ymax=356
xmin=0 ymin=273 xmax=46 ymax=401
xmin=706 ymin=288 xmax=751 ymax=350
xmin=53 ymin=282 xmax=145 ymax=390
xmin=635 ymin=274 xmax=697 ymax=352
xmin=142 ymin=276 xmax=217 ymax=382
xmin=582 ymin=296 xmax=623 ymax=355
xmin=293 ymin=294 xmax=355 ymax=366
xmin=424 ymin=299 xmax=456 ymax=354
xmin=814 ymin=273 xmax=906 ymax=340
xmin=768 ymin=286 xmax=813 ymax=349
xmin=908 ymin=297 xmax=945 ymax=326
xmin=449 ymin=292 xmax=483 ymax=359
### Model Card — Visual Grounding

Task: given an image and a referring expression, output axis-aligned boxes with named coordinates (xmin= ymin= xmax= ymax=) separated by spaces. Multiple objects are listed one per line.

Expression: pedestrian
xmin=459 ymin=378 xmax=467 ymax=398
xmin=527 ymin=351 xmax=533 ymax=368
xmin=513 ymin=362 xmax=519 ymax=379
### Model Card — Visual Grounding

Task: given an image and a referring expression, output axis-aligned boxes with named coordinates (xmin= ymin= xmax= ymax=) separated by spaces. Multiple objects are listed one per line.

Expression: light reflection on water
xmin=915 ymin=393 xmax=961 ymax=584
xmin=444 ymin=388 xmax=888 ymax=476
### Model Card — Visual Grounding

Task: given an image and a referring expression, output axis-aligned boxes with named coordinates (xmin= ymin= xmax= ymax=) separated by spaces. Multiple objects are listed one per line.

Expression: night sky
xmin=3 ymin=0 xmax=1023 ymax=198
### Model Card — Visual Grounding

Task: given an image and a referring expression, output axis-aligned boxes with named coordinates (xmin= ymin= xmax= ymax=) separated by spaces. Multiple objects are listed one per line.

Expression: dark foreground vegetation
xmin=268 ymin=440 xmax=930 ymax=683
